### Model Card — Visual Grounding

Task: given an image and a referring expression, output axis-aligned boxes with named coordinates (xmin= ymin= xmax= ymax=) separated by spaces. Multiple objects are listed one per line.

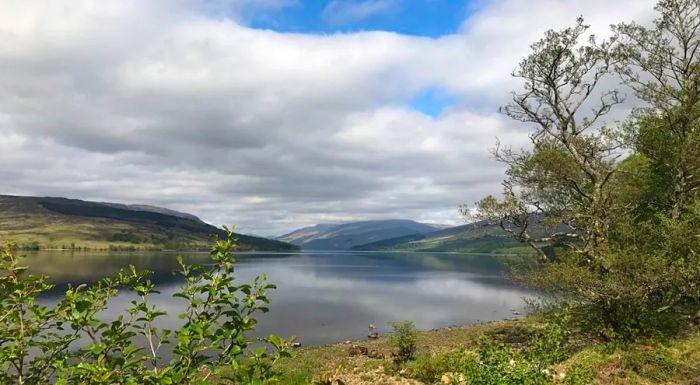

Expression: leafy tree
xmin=0 ymin=228 xmax=293 ymax=385
xmin=614 ymin=0 xmax=700 ymax=219
xmin=470 ymin=17 xmax=624 ymax=265
xmin=469 ymin=1 xmax=700 ymax=340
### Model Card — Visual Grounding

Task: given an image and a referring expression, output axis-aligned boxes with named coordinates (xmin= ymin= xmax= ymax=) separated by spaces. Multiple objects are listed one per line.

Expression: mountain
xmin=350 ymin=221 xmax=534 ymax=254
xmin=0 ymin=195 xmax=299 ymax=251
xmin=277 ymin=219 xmax=444 ymax=250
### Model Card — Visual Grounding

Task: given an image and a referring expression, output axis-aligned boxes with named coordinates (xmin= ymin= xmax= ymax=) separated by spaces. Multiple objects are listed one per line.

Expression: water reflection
xmin=25 ymin=251 xmax=530 ymax=346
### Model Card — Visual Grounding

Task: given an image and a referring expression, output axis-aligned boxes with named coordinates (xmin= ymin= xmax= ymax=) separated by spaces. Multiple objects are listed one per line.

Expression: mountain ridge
xmin=0 ymin=195 xmax=298 ymax=251
xmin=350 ymin=221 xmax=533 ymax=254
xmin=278 ymin=219 xmax=445 ymax=250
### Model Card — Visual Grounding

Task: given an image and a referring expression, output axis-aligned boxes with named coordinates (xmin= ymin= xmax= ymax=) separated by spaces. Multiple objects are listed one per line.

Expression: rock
xmin=348 ymin=345 xmax=368 ymax=357
xmin=441 ymin=372 xmax=465 ymax=384
xmin=367 ymin=332 xmax=379 ymax=339
xmin=368 ymin=350 xmax=384 ymax=359
xmin=440 ymin=372 xmax=454 ymax=384
xmin=344 ymin=340 xmax=351 ymax=344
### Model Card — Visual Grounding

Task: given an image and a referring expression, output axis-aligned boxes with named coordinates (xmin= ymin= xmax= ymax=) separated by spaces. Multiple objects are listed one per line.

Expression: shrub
xmin=0 ymin=228 xmax=293 ymax=385
xmin=468 ymin=335 xmax=551 ymax=385
xmin=389 ymin=321 xmax=419 ymax=363
xmin=528 ymin=308 xmax=573 ymax=366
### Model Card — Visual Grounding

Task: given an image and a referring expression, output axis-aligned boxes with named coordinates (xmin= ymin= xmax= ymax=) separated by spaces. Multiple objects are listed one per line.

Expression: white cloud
xmin=322 ymin=0 xmax=398 ymax=26
xmin=0 ymin=0 xmax=656 ymax=235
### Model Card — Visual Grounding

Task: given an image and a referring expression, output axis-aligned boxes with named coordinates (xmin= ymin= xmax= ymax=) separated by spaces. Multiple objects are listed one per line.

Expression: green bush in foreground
xmin=389 ymin=320 xmax=419 ymax=363
xmin=0 ymin=228 xmax=293 ymax=385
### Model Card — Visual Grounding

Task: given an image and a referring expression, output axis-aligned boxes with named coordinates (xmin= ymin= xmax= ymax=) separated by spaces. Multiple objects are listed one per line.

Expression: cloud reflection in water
xmin=28 ymin=251 xmax=531 ymax=346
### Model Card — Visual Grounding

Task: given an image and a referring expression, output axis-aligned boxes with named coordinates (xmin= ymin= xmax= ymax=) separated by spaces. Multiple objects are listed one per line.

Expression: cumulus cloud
xmin=0 ymin=0 xmax=655 ymax=235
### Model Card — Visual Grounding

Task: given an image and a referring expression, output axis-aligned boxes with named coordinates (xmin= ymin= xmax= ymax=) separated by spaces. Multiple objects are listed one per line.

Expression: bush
xmin=469 ymin=335 xmax=551 ymax=385
xmin=389 ymin=321 xmax=419 ymax=363
xmin=0 ymin=228 xmax=293 ymax=385
xmin=520 ymin=232 xmax=695 ymax=342
xmin=529 ymin=318 xmax=572 ymax=367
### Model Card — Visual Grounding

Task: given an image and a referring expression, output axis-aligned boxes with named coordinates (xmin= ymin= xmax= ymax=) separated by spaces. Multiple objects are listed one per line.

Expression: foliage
xmin=0 ymin=228 xmax=293 ymax=385
xmin=389 ymin=321 xmax=419 ymax=363
xmin=468 ymin=0 xmax=700 ymax=341
xmin=472 ymin=16 xmax=625 ymax=262
xmin=613 ymin=0 xmax=700 ymax=219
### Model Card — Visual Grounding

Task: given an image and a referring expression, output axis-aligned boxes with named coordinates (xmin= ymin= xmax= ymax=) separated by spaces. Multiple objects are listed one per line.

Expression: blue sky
xmin=243 ymin=0 xmax=474 ymax=37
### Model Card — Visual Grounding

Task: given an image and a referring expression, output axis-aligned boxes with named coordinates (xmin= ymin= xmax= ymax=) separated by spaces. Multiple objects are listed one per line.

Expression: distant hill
xmin=350 ymin=221 xmax=535 ymax=254
xmin=0 ymin=195 xmax=299 ymax=251
xmin=277 ymin=219 xmax=445 ymax=250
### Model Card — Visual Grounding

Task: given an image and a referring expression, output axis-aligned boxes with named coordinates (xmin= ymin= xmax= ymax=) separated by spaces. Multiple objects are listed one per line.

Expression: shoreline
xmin=272 ymin=317 xmax=540 ymax=385
xmin=272 ymin=316 xmax=700 ymax=385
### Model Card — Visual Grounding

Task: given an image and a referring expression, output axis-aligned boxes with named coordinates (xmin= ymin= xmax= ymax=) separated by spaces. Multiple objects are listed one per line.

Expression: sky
xmin=0 ymin=0 xmax=656 ymax=236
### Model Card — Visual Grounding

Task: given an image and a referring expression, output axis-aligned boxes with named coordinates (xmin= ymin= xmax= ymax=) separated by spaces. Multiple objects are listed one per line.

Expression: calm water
xmin=25 ymin=251 xmax=530 ymax=346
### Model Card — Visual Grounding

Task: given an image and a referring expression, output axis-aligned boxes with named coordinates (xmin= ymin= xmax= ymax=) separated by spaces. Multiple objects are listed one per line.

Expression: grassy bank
xmin=271 ymin=317 xmax=700 ymax=385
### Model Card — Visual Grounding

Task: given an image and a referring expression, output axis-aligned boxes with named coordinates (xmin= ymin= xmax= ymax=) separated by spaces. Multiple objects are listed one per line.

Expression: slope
xmin=277 ymin=219 xmax=444 ymax=250
xmin=351 ymin=221 xmax=534 ymax=254
xmin=0 ymin=195 xmax=299 ymax=251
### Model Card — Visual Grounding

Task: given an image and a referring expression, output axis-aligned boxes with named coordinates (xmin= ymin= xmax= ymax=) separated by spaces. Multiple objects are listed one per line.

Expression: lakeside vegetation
xmin=0 ymin=231 xmax=295 ymax=385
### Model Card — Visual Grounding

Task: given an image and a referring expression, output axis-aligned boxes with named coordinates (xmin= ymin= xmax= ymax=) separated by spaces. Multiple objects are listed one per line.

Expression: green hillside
xmin=351 ymin=222 xmax=535 ymax=254
xmin=0 ymin=195 xmax=299 ymax=252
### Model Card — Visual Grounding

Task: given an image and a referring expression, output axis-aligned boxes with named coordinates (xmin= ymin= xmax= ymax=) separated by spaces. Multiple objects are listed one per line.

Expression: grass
xmin=268 ymin=317 xmax=700 ymax=385
xmin=556 ymin=334 xmax=700 ymax=385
